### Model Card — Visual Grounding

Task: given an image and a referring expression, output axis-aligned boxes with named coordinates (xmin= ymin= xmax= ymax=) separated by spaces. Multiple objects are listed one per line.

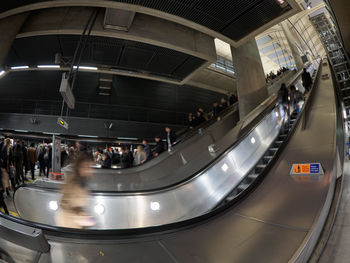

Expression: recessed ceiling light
xmin=251 ymin=137 xmax=256 ymax=144
xmin=73 ymin=66 xmax=98 ymax=70
xmin=37 ymin=65 xmax=60 ymax=69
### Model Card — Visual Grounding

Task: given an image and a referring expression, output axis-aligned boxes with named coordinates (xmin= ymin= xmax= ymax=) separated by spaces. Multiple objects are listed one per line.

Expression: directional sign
xmin=290 ymin=163 xmax=324 ymax=176
xmin=57 ymin=117 xmax=69 ymax=130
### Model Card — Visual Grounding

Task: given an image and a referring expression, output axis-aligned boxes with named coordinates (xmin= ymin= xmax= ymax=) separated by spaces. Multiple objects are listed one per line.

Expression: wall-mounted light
xmin=221 ymin=163 xmax=229 ymax=172
xmin=49 ymin=201 xmax=58 ymax=211
xmin=150 ymin=202 xmax=160 ymax=211
xmin=94 ymin=204 xmax=105 ymax=215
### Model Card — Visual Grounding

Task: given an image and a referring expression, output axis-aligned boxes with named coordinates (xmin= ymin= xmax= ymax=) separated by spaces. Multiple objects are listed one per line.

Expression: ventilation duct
xmin=98 ymin=73 xmax=113 ymax=96
xmin=104 ymin=8 xmax=135 ymax=32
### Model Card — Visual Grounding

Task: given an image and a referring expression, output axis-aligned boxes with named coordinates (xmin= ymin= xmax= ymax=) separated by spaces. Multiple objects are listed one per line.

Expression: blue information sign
xmin=310 ymin=163 xmax=320 ymax=174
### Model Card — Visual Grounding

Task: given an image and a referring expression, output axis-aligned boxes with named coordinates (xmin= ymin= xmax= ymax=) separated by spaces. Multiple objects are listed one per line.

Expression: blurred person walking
xmin=56 ymin=153 xmax=95 ymax=229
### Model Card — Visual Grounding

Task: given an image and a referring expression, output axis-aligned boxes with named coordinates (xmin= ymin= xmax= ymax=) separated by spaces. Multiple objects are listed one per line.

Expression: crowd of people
xmin=266 ymin=67 xmax=290 ymax=83
xmin=93 ymin=127 xmax=177 ymax=169
xmin=0 ymin=139 xmax=54 ymax=214
xmin=187 ymin=91 xmax=238 ymax=129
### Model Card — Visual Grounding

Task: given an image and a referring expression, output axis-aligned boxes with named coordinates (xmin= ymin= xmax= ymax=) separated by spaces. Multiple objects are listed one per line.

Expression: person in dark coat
xmin=142 ymin=139 xmax=152 ymax=161
xmin=153 ymin=136 xmax=164 ymax=157
xmin=13 ymin=141 xmax=24 ymax=184
xmin=301 ymin=68 xmax=313 ymax=93
xmin=278 ymin=83 xmax=289 ymax=110
xmin=101 ymin=153 xmax=112 ymax=169
xmin=220 ymin=98 xmax=228 ymax=110
xmin=120 ymin=147 xmax=131 ymax=169
xmin=38 ymin=148 xmax=46 ymax=177
xmin=188 ymin=113 xmax=196 ymax=128
xmin=227 ymin=92 xmax=238 ymax=106
xmin=165 ymin=127 xmax=176 ymax=150
xmin=212 ymin=101 xmax=222 ymax=118
xmin=194 ymin=111 xmax=206 ymax=127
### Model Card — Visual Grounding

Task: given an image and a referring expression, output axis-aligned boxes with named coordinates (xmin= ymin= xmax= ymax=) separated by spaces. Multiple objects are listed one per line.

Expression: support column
xmin=281 ymin=21 xmax=304 ymax=70
xmin=231 ymin=38 xmax=268 ymax=119
xmin=0 ymin=13 xmax=28 ymax=68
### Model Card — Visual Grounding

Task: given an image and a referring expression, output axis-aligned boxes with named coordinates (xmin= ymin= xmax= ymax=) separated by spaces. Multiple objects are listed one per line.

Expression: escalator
xmin=1 ymin=59 xmax=343 ymax=263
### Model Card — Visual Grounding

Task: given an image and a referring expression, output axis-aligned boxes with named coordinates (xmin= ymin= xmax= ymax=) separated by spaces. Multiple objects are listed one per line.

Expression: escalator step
xmin=256 ymin=164 xmax=266 ymax=169
xmin=248 ymin=173 xmax=259 ymax=180
xmin=237 ymin=183 xmax=249 ymax=191
xmin=264 ymin=156 xmax=273 ymax=160
xmin=269 ymin=148 xmax=278 ymax=151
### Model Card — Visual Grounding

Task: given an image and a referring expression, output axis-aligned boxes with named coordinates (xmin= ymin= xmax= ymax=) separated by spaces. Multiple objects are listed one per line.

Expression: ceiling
xmin=5 ymin=35 xmax=205 ymax=81
xmin=0 ymin=0 xmax=296 ymax=44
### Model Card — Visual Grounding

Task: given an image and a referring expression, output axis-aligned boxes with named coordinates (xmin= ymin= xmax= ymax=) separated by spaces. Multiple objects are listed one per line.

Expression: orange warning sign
xmin=293 ymin=164 xmax=310 ymax=174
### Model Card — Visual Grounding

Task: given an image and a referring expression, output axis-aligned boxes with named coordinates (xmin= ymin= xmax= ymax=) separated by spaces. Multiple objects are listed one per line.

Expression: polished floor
xmin=319 ymin=156 xmax=350 ymax=263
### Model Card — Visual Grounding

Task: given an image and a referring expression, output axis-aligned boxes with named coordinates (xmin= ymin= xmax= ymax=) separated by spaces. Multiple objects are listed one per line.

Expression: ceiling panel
xmin=5 ymin=35 xmax=205 ymax=80
xmin=0 ymin=0 xmax=293 ymax=42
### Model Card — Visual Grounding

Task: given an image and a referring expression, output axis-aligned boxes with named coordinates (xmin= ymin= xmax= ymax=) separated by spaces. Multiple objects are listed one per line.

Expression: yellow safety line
xmin=0 ymin=208 xmax=19 ymax=218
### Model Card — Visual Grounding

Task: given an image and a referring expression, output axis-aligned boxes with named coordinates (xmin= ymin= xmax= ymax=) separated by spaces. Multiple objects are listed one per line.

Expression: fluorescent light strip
xmin=11 ymin=66 xmax=29 ymax=70
xmin=14 ymin=129 xmax=29 ymax=133
xmin=78 ymin=135 xmax=99 ymax=138
xmin=37 ymin=65 xmax=60 ymax=69
xmin=117 ymin=137 xmax=138 ymax=141
xmin=43 ymin=132 xmax=61 ymax=135
xmin=0 ymin=70 xmax=5 ymax=76
xmin=73 ymin=66 xmax=98 ymax=70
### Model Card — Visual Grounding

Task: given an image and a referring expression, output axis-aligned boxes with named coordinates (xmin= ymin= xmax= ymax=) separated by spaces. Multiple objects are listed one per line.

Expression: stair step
xmin=336 ymin=69 xmax=350 ymax=75
xmin=263 ymin=156 xmax=273 ymax=160
xmin=339 ymin=78 xmax=350 ymax=83
xmin=333 ymin=61 xmax=349 ymax=67
xmin=226 ymin=195 xmax=236 ymax=201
